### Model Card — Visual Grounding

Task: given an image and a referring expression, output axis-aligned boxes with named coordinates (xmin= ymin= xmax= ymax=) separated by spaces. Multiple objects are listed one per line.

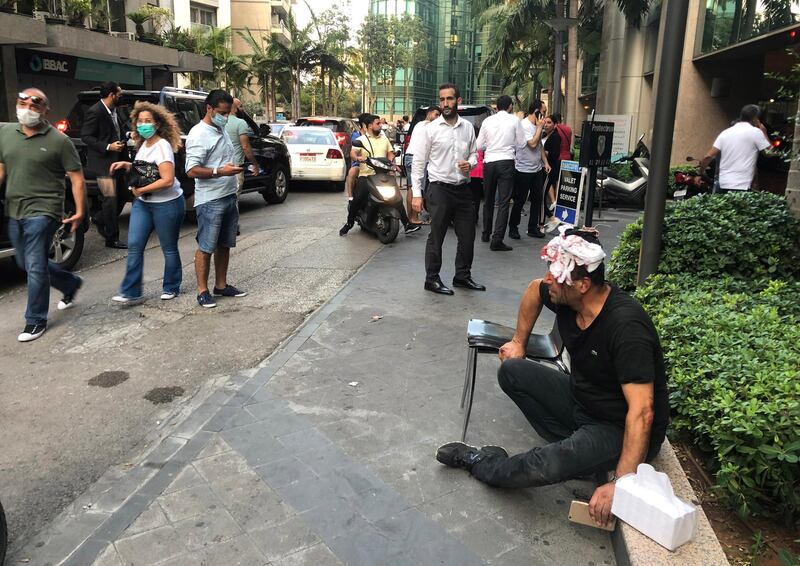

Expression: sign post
xmin=554 ymin=160 xmax=586 ymax=226
xmin=578 ymin=119 xmax=614 ymax=226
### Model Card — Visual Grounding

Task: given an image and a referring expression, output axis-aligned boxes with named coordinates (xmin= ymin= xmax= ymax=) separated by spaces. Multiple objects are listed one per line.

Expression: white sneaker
xmin=544 ymin=218 xmax=560 ymax=233
xmin=57 ymin=276 xmax=83 ymax=310
xmin=160 ymin=292 xmax=177 ymax=300
xmin=112 ymin=295 xmax=143 ymax=304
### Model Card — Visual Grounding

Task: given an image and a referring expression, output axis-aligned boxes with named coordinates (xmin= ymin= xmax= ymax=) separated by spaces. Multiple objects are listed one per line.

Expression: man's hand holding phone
xmin=219 ymin=163 xmax=244 ymax=176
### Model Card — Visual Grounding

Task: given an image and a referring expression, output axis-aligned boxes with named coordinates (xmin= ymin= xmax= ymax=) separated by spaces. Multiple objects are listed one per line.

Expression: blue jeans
xmin=470 ymin=359 xmax=665 ymax=487
xmin=8 ymin=215 xmax=82 ymax=325
xmin=120 ymin=197 xmax=185 ymax=298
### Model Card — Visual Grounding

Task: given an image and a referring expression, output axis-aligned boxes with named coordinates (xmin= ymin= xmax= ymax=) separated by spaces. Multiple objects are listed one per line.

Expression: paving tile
xmin=298 ymin=499 xmax=365 ymax=540
xmin=122 ymin=501 xmax=169 ymax=537
xmin=245 ymin=406 xmax=315 ymax=437
xmin=157 ymin=484 xmax=224 ymax=523
xmin=294 ymin=443 xmax=354 ymax=476
xmin=407 ymin=535 xmax=488 ymax=566
xmin=221 ymin=422 xmax=287 ymax=467
xmin=350 ymin=487 xmax=412 ymax=522
xmin=193 ymin=434 xmax=233 ymax=460
xmin=164 ymin=464 xmax=206 ymax=495
xmin=451 ymin=515 xmax=520 ymax=559
xmin=195 ymin=533 xmax=269 ymax=566
xmin=93 ymin=543 xmax=124 ymax=566
xmin=248 ymin=515 xmax=321 ymax=562
xmin=276 ymin=427 xmax=334 ymax=455
xmin=272 ymin=543 xmax=344 ymax=566
xmin=325 ymin=525 xmax=407 ymax=566
xmin=114 ymin=525 xmax=187 ymax=566
xmin=172 ymin=507 xmax=243 ymax=552
xmin=193 ymin=449 xmax=252 ymax=483
xmin=209 ymin=469 xmax=292 ymax=531
xmin=279 ymin=472 xmax=362 ymax=512
xmin=415 ymin=488 xmax=493 ymax=531
xmin=372 ymin=508 xmax=442 ymax=549
xmin=491 ymin=544 xmax=550 ymax=566
xmin=253 ymin=456 xmax=318 ymax=489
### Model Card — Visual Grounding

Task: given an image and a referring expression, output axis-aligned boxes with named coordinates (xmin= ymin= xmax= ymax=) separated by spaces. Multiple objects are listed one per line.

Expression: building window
xmin=190 ymin=3 xmax=217 ymax=28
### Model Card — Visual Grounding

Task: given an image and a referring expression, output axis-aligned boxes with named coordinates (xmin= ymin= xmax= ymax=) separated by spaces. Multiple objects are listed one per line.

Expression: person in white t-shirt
xmin=109 ymin=101 xmax=185 ymax=302
xmin=700 ymin=104 xmax=771 ymax=192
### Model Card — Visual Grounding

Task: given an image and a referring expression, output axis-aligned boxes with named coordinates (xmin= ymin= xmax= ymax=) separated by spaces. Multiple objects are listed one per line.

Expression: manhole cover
xmin=88 ymin=371 xmax=129 ymax=388
xmin=144 ymin=386 xmax=185 ymax=404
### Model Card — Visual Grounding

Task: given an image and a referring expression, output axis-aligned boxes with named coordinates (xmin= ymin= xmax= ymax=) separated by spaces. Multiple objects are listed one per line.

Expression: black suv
xmin=0 ymin=122 xmax=87 ymax=271
xmin=63 ymin=87 xmax=292 ymax=214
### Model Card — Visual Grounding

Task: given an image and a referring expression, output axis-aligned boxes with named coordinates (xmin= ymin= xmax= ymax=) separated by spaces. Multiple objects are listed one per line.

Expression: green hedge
xmin=608 ymin=192 xmax=800 ymax=521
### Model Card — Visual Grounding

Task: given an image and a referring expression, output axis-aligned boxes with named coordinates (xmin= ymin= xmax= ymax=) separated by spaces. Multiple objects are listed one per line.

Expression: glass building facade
xmin=701 ymin=0 xmax=800 ymax=53
xmin=369 ymin=0 xmax=502 ymax=116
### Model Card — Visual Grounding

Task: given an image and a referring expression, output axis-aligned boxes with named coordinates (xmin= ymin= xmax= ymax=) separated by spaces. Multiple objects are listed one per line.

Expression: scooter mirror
xmin=352 ymin=139 xmax=365 ymax=149
xmin=637 ymin=133 xmax=645 ymax=143
xmin=686 ymin=156 xmax=695 ymax=161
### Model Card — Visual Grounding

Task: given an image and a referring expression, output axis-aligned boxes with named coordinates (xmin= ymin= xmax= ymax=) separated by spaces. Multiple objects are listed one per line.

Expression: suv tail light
xmin=334 ymin=132 xmax=347 ymax=146
xmin=55 ymin=119 xmax=69 ymax=133
xmin=327 ymin=148 xmax=343 ymax=160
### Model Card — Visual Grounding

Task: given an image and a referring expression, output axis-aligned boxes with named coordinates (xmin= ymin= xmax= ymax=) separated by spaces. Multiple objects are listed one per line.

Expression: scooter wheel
xmin=376 ymin=216 xmax=400 ymax=244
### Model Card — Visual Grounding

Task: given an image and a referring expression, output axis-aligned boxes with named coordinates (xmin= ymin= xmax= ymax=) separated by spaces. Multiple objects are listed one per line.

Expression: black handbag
xmin=128 ymin=160 xmax=161 ymax=189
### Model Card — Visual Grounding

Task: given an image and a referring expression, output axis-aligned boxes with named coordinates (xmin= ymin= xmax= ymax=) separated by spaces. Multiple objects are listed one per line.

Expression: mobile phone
xmin=568 ymin=500 xmax=617 ymax=531
xmin=534 ymin=110 xmax=542 ymax=119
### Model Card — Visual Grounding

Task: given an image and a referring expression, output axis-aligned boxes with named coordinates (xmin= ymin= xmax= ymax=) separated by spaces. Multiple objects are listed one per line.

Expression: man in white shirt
xmin=404 ymin=106 xmax=441 ymax=223
xmin=412 ymin=83 xmax=483 ymax=295
xmin=700 ymin=104 xmax=770 ymax=192
xmin=476 ymin=95 xmax=526 ymax=251
xmin=511 ymin=101 xmax=550 ymax=239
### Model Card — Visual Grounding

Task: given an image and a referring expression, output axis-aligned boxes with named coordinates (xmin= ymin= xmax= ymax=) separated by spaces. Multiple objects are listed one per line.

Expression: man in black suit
xmin=81 ymin=81 xmax=128 ymax=248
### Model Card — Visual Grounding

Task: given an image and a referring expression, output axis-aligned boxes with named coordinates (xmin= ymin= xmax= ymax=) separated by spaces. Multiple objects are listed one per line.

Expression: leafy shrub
xmin=609 ymin=192 xmax=800 ymax=290
xmin=636 ymin=276 xmax=800 ymax=520
xmin=667 ymin=164 xmax=699 ymax=196
xmin=606 ymin=162 xmax=633 ymax=182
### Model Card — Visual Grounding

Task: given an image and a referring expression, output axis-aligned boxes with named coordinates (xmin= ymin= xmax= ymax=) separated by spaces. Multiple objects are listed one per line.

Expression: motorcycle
xmin=350 ymin=139 xmax=405 ymax=244
xmin=595 ymin=134 xmax=650 ymax=208
xmin=673 ymin=156 xmax=714 ymax=201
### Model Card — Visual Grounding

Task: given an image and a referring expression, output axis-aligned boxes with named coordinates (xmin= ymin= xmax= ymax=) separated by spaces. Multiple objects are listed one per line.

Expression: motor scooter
xmin=595 ymin=134 xmax=650 ymax=208
xmin=673 ymin=156 xmax=715 ymax=201
xmin=350 ymin=139 xmax=405 ymax=244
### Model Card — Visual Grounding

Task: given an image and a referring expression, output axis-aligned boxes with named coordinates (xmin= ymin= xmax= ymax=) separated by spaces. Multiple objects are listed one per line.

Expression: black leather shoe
xmin=452 ymin=277 xmax=486 ymax=291
xmin=526 ymin=230 xmax=545 ymax=238
xmin=490 ymin=240 xmax=512 ymax=251
xmin=424 ymin=280 xmax=454 ymax=295
xmin=508 ymin=230 xmax=521 ymax=240
xmin=480 ymin=233 xmax=490 ymax=243
xmin=105 ymin=240 xmax=128 ymax=249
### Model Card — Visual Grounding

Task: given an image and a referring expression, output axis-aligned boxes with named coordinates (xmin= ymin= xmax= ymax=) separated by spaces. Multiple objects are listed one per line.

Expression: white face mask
xmin=17 ymin=108 xmax=42 ymax=127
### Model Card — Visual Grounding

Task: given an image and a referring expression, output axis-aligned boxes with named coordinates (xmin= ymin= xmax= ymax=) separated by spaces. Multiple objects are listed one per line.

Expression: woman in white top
xmin=109 ymin=101 xmax=185 ymax=302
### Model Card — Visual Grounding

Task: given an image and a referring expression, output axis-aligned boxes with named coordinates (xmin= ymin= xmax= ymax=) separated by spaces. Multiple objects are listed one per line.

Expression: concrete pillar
xmin=786 ymin=101 xmax=800 ymax=216
xmin=1 ymin=46 xmax=20 ymax=122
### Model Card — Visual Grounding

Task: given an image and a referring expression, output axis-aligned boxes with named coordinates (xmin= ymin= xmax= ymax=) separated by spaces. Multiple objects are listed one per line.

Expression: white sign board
xmin=594 ymin=114 xmax=633 ymax=162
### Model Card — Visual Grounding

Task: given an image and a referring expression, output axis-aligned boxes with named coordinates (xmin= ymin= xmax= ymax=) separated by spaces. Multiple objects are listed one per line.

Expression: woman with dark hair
xmin=109 ymin=101 xmax=185 ymax=303
xmin=541 ymin=115 xmax=561 ymax=232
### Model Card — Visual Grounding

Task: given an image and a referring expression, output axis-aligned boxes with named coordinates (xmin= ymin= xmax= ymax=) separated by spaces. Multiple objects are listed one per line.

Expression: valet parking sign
xmin=554 ymin=161 xmax=586 ymax=226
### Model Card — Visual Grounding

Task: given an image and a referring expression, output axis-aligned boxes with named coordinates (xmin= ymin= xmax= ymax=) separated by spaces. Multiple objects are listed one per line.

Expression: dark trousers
xmin=347 ymin=178 xmax=409 ymax=226
xmin=8 ymin=216 xmax=82 ymax=325
xmin=510 ymin=169 xmax=546 ymax=234
xmin=470 ymin=359 xmax=664 ymax=488
xmin=468 ymin=177 xmax=483 ymax=225
xmin=481 ymin=159 xmax=515 ymax=242
xmin=425 ymin=181 xmax=475 ymax=282
xmin=93 ymin=174 xmax=127 ymax=242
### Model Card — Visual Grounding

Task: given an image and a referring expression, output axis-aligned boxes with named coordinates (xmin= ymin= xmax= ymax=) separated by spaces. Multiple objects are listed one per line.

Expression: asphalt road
xmin=0 ymin=184 xmax=387 ymax=555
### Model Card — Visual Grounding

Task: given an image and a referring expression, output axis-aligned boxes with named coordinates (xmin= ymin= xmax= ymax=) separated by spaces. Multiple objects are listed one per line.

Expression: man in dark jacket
xmin=80 ymin=81 xmax=128 ymax=248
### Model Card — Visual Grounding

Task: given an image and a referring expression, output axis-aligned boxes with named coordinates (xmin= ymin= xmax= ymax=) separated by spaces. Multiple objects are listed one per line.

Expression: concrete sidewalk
xmin=12 ymin=209 xmax=639 ymax=566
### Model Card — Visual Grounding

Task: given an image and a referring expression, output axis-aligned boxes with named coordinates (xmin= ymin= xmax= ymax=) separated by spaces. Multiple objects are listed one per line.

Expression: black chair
xmin=460 ymin=319 xmax=568 ymax=442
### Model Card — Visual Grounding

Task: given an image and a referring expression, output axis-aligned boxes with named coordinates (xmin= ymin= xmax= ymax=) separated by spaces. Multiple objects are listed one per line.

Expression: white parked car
xmin=280 ymin=126 xmax=347 ymax=190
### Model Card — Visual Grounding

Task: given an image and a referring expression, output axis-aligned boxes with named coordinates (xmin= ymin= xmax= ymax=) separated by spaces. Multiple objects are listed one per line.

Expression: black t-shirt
xmin=540 ymin=283 xmax=669 ymax=435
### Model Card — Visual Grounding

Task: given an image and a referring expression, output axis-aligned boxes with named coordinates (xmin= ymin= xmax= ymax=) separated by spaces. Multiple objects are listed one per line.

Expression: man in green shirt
xmin=225 ymin=98 xmax=258 ymax=196
xmin=0 ymin=88 xmax=86 ymax=342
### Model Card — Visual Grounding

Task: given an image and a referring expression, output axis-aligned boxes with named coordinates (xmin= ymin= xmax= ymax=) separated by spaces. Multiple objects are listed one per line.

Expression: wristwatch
xmin=212 ymin=167 xmax=219 ymax=178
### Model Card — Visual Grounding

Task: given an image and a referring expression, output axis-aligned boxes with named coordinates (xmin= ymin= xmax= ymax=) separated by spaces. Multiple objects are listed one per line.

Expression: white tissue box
xmin=611 ymin=463 xmax=698 ymax=551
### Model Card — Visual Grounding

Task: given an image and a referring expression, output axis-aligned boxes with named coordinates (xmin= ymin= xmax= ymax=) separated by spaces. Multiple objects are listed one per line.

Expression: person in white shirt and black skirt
xmin=411 ymin=84 xmax=485 ymax=296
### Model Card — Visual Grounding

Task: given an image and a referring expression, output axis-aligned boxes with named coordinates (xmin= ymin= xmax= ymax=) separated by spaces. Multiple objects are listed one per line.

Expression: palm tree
xmin=271 ymin=9 xmax=316 ymax=119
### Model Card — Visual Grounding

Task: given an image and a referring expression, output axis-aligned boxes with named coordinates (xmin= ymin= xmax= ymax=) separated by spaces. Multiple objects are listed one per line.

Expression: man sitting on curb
xmin=435 ymin=227 xmax=669 ymax=527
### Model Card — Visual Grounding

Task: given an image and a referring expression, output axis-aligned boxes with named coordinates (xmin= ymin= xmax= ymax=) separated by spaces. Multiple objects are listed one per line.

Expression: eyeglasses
xmin=18 ymin=93 xmax=46 ymax=106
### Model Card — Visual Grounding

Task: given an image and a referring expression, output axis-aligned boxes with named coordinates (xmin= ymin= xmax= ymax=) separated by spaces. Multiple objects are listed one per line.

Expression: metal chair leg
xmin=461 ymin=349 xmax=478 ymax=442
xmin=461 ymin=347 xmax=476 ymax=408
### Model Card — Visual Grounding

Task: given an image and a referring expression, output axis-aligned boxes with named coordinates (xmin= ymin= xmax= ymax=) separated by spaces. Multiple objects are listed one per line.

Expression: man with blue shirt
xmin=186 ymin=90 xmax=246 ymax=309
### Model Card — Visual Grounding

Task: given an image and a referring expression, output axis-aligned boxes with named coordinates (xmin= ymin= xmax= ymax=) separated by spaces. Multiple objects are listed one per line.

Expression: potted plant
xmin=0 ymin=0 xmax=16 ymax=14
xmin=65 ymin=0 xmax=89 ymax=26
xmin=89 ymin=0 xmax=108 ymax=32
xmin=126 ymin=8 xmax=151 ymax=39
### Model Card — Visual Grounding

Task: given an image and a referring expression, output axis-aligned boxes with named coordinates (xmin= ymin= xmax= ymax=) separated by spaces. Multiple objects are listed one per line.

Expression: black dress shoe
xmin=424 ymin=280 xmax=454 ymax=295
xmin=452 ymin=277 xmax=486 ymax=291
xmin=480 ymin=233 xmax=490 ymax=243
xmin=508 ymin=230 xmax=521 ymax=240
xmin=490 ymin=240 xmax=512 ymax=251
xmin=105 ymin=240 xmax=128 ymax=249
xmin=526 ymin=230 xmax=545 ymax=238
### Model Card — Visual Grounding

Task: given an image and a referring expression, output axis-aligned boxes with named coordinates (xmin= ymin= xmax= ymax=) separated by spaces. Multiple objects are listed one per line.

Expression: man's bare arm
xmin=499 ymin=278 xmax=545 ymax=360
xmin=699 ymin=147 xmax=720 ymax=172
xmin=0 ymin=163 xmax=5 ymax=186
xmin=65 ymin=170 xmax=87 ymax=232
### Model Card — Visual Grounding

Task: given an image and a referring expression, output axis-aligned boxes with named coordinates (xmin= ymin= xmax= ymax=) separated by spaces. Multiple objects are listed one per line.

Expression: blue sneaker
xmin=212 ymin=284 xmax=247 ymax=298
xmin=197 ymin=290 xmax=217 ymax=308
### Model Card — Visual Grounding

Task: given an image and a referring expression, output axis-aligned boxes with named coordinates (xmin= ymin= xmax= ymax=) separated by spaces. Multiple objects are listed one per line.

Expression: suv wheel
xmin=262 ymin=165 xmax=289 ymax=204
xmin=50 ymin=201 xmax=84 ymax=271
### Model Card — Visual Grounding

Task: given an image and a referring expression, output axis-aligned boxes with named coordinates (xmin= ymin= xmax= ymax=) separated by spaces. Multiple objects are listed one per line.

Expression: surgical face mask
xmin=17 ymin=107 xmax=42 ymax=127
xmin=137 ymin=123 xmax=156 ymax=139
xmin=211 ymin=112 xmax=228 ymax=128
